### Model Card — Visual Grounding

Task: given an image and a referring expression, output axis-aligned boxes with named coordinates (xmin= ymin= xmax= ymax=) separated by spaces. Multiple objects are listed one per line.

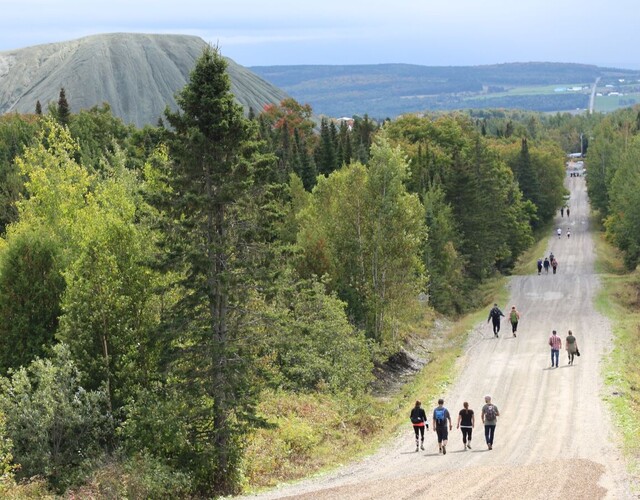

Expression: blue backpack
xmin=434 ymin=407 xmax=446 ymax=425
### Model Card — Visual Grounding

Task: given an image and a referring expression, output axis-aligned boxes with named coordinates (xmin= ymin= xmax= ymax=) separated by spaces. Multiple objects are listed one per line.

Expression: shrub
xmin=0 ymin=344 xmax=112 ymax=491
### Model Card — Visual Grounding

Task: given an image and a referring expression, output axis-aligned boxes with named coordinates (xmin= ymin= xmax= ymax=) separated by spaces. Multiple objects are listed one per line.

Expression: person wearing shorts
xmin=456 ymin=401 xmax=475 ymax=450
xmin=432 ymin=398 xmax=452 ymax=455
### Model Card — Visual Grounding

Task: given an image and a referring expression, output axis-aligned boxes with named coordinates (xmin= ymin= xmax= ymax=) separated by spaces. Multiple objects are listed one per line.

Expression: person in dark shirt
xmin=487 ymin=303 xmax=504 ymax=337
xmin=456 ymin=401 xmax=475 ymax=450
xmin=409 ymin=400 xmax=428 ymax=451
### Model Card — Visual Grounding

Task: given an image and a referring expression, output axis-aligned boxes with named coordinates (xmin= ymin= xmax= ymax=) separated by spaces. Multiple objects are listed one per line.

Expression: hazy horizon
xmin=1 ymin=0 xmax=638 ymax=70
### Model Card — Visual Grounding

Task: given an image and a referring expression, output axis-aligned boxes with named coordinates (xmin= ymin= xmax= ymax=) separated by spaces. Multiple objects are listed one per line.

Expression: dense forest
xmin=0 ymin=46 xmax=635 ymax=497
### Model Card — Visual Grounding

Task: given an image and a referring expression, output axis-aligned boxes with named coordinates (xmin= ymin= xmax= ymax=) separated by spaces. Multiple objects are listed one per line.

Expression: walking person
xmin=487 ymin=303 xmax=504 ymax=337
xmin=543 ymin=257 xmax=550 ymax=274
xmin=537 ymin=258 xmax=543 ymax=275
xmin=560 ymin=207 xmax=564 ymax=217
xmin=557 ymin=227 xmax=562 ymax=238
xmin=481 ymin=395 xmax=500 ymax=450
xmin=457 ymin=402 xmax=475 ymax=450
xmin=410 ymin=400 xmax=428 ymax=451
xmin=549 ymin=329 xmax=562 ymax=368
xmin=566 ymin=207 xmax=570 ymax=218
xmin=509 ymin=305 xmax=520 ymax=337
xmin=566 ymin=330 xmax=579 ymax=365
xmin=567 ymin=228 xmax=571 ymax=239
xmin=551 ymin=257 xmax=558 ymax=274
xmin=432 ymin=399 xmax=452 ymax=455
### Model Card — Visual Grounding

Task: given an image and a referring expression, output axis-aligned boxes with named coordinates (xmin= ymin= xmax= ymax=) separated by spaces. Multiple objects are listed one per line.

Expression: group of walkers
xmin=489 ymin=302 xmax=580 ymax=367
xmin=557 ymin=227 xmax=571 ymax=239
xmin=537 ymin=251 xmax=559 ymax=275
xmin=410 ymin=396 xmax=500 ymax=453
xmin=560 ymin=206 xmax=570 ymax=218
xmin=411 ymin=202 xmax=582 ymax=454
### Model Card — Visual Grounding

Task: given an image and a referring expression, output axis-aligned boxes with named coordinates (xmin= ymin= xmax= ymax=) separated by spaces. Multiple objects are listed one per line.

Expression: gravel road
xmin=242 ymin=175 xmax=636 ymax=499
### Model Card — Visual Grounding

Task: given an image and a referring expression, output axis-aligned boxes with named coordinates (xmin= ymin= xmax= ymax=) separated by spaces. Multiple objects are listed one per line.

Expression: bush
xmin=0 ymin=344 xmax=112 ymax=491
xmin=66 ymin=454 xmax=192 ymax=499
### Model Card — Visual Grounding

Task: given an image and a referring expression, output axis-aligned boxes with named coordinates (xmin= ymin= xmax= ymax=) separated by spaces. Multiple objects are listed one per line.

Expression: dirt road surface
xmin=243 ymin=176 xmax=636 ymax=499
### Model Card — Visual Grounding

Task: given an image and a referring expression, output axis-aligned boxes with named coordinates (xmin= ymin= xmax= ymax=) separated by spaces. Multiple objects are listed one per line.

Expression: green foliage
xmin=68 ymin=104 xmax=134 ymax=172
xmin=259 ymin=276 xmax=374 ymax=394
xmin=0 ymin=413 xmax=18 ymax=493
xmin=387 ymin=114 xmax=536 ymax=277
xmin=423 ymin=183 xmax=466 ymax=312
xmin=298 ymin=134 xmax=427 ymax=346
xmin=0 ymin=344 xmax=111 ymax=491
xmin=586 ymin=116 xmax=625 ymax=219
xmin=0 ymin=114 xmax=39 ymax=233
xmin=243 ymin=390 xmax=384 ymax=489
xmin=57 ymin=88 xmax=71 ymax=127
xmin=11 ymin=117 xmax=159 ymax=412
xmin=0 ymin=227 xmax=65 ymax=374
xmin=57 ymin=150 xmax=158 ymax=410
xmin=604 ymin=136 xmax=640 ymax=269
xmin=158 ymin=44 xmax=274 ymax=496
xmin=315 ymin=117 xmax=338 ymax=175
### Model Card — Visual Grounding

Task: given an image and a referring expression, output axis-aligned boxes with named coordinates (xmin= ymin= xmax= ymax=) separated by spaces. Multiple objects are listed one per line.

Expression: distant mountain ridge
xmin=250 ymin=62 xmax=640 ymax=118
xmin=0 ymin=33 xmax=290 ymax=127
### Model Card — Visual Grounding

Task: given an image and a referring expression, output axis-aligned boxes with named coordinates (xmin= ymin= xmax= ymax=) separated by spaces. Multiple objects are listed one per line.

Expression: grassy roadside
xmin=242 ymin=284 xmax=504 ymax=493
xmin=241 ymin=261 xmax=516 ymax=493
xmin=592 ymin=228 xmax=640 ymax=481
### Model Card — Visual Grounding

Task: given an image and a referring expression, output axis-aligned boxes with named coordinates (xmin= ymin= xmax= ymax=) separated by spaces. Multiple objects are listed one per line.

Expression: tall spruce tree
xmin=160 ymin=45 xmax=266 ymax=495
xmin=35 ymin=100 xmax=42 ymax=115
xmin=57 ymin=88 xmax=70 ymax=127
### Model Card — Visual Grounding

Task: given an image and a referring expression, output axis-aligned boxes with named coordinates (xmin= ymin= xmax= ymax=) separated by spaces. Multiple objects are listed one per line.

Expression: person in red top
xmin=549 ymin=330 xmax=562 ymax=368
xmin=409 ymin=400 xmax=428 ymax=451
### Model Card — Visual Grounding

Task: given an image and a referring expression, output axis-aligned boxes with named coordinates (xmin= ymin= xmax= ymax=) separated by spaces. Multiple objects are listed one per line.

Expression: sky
xmin=1 ymin=0 xmax=639 ymax=69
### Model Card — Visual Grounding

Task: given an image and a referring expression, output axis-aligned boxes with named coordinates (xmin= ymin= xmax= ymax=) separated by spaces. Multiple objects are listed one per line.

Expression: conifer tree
xmin=57 ymin=88 xmax=70 ymax=127
xmin=159 ymin=45 xmax=270 ymax=496
xmin=315 ymin=118 xmax=337 ymax=175
xmin=35 ymin=100 xmax=42 ymax=115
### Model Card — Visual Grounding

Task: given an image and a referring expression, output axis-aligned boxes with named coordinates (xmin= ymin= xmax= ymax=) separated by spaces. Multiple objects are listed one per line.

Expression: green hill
xmin=250 ymin=62 xmax=640 ymax=118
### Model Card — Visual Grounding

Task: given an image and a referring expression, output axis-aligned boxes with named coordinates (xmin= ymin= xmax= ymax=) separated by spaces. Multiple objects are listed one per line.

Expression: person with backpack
xmin=456 ymin=401 xmax=475 ymax=450
xmin=487 ymin=303 xmax=504 ymax=337
xmin=481 ymin=395 xmax=500 ymax=450
xmin=432 ymin=398 xmax=452 ymax=455
xmin=409 ymin=400 xmax=428 ymax=451
xmin=543 ymin=257 xmax=550 ymax=274
xmin=509 ymin=305 xmax=520 ymax=337
xmin=537 ymin=258 xmax=543 ymax=275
